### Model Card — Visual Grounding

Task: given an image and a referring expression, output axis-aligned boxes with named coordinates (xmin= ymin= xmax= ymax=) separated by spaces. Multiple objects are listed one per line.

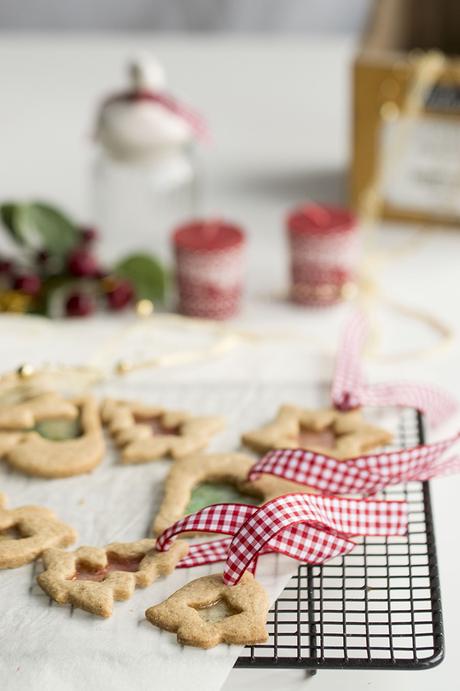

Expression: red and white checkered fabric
xmin=156 ymin=502 xmax=256 ymax=549
xmin=223 ymin=494 xmax=406 ymax=585
xmin=176 ymin=537 xmax=232 ymax=569
xmin=331 ymin=309 xmax=367 ymax=410
xmin=331 ymin=310 xmax=457 ymax=426
xmin=358 ymin=382 xmax=458 ymax=428
xmin=248 ymin=432 xmax=460 ymax=495
xmin=156 ymin=494 xmax=407 ymax=585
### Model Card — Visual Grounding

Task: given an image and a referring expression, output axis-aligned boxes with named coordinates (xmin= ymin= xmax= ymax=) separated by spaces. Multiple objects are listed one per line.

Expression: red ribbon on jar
xmin=102 ymin=89 xmax=209 ymax=142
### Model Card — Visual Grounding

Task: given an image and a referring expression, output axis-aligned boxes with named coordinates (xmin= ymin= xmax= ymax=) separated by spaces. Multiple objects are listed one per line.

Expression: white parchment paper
xmin=0 ymin=315 xmax=339 ymax=691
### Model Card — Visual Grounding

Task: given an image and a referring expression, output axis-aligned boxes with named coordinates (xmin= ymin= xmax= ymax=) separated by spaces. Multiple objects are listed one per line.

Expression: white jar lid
xmin=95 ymin=54 xmax=194 ymax=162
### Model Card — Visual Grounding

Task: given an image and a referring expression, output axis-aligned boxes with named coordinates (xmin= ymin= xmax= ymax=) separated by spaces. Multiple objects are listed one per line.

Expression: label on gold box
xmin=381 ymin=115 xmax=460 ymax=218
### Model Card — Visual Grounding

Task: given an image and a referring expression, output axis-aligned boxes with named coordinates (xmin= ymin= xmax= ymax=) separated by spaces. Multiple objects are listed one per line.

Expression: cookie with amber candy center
xmin=102 ymin=398 xmax=224 ymax=464
xmin=0 ymin=493 xmax=76 ymax=569
xmin=152 ymin=452 xmax=315 ymax=536
xmin=5 ymin=395 xmax=105 ymax=478
xmin=37 ymin=538 xmax=188 ymax=618
xmin=242 ymin=405 xmax=392 ymax=459
xmin=145 ymin=572 xmax=269 ymax=648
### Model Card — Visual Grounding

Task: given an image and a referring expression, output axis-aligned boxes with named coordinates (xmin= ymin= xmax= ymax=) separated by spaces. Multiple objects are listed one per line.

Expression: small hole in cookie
xmin=133 ymin=415 xmax=180 ymax=436
xmin=296 ymin=426 xmax=337 ymax=450
xmin=34 ymin=417 xmax=82 ymax=441
xmin=72 ymin=554 xmax=143 ymax=582
xmin=0 ymin=524 xmax=23 ymax=541
xmin=106 ymin=553 xmax=144 ymax=573
xmin=193 ymin=598 xmax=241 ymax=623
xmin=185 ymin=482 xmax=260 ymax=515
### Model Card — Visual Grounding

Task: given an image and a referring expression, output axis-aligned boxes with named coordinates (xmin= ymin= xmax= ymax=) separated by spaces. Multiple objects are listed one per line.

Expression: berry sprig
xmin=0 ymin=201 xmax=167 ymax=318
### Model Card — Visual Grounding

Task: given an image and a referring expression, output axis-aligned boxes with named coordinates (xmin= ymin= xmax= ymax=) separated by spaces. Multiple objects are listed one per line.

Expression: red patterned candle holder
xmin=286 ymin=204 xmax=359 ymax=307
xmin=172 ymin=219 xmax=245 ymax=319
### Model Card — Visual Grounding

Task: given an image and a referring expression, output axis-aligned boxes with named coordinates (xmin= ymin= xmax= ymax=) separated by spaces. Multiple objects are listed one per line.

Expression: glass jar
xmin=91 ymin=55 xmax=201 ymax=265
xmin=92 ymin=145 xmax=198 ymax=265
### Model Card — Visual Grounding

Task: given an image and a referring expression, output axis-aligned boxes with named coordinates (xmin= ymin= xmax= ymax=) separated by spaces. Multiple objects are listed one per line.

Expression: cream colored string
xmin=357 ymin=50 xmax=455 ymax=362
xmin=0 ymin=364 xmax=105 ymax=401
xmin=88 ymin=312 xmax=327 ymax=376
xmin=0 ymin=309 xmax=333 ymax=395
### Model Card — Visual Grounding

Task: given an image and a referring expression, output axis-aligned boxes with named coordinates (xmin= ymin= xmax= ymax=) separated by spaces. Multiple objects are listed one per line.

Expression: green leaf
xmin=25 ymin=203 xmax=78 ymax=255
xmin=11 ymin=204 xmax=36 ymax=246
xmin=0 ymin=201 xmax=79 ymax=255
xmin=114 ymin=253 xmax=168 ymax=302
xmin=0 ymin=202 xmax=16 ymax=240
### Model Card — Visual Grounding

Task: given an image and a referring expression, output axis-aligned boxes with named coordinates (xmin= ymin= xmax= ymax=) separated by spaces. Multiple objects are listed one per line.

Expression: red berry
xmin=80 ymin=226 xmax=98 ymax=244
xmin=106 ymin=279 xmax=134 ymax=311
xmin=68 ymin=248 xmax=100 ymax=277
xmin=0 ymin=258 xmax=12 ymax=274
xmin=65 ymin=291 xmax=95 ymax=318
xmin=13 ymin=273 xmax=42 ymax=296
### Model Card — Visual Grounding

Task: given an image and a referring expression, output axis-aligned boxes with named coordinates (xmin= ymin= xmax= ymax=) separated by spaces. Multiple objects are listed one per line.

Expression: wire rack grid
xmin=236 ymin=409 xmax=444 ymax=671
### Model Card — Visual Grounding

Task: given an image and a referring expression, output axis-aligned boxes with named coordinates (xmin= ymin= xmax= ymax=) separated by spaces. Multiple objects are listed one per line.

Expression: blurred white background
xmin=0 ymin=0 xmax=371 ymax=33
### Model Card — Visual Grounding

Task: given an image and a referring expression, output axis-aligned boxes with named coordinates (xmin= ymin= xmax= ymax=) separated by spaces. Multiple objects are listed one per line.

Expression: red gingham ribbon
xmin=331 ymin=310 xmax=457 ymax=426
xmin=177 ymin=537 xmax=231 ymax=569
xmin=248 ymin=432 xmax=460 ymax=496
xmin=332 ymin=309 xmax=367 ymax=410
xmin=156 ymin=494 xmax=407 ymax=585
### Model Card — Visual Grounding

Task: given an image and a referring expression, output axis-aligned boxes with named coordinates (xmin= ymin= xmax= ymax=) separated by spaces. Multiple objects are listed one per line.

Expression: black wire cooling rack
xmin=235 ymin=409 xmax=444 ymax=671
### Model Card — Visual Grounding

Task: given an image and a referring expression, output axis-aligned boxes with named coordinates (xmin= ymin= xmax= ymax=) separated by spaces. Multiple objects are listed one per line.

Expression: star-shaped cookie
xmin=37 ymin=538 xmax=188 ymax=618
xmin=146 ymin=572 xmax=269 ymax=648
xmin=102 ymin=398 xmax=225 ymax=464
xmin=242 ymin=405 xmax=392 ymax=459
xmin=0 ymin=494 xmax=76 ymax=569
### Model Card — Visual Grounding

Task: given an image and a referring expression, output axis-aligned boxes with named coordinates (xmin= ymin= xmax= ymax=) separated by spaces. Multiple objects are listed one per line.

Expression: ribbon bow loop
xmin=332 ymin=310 xmax=457 ymax=426
xmin=155 ymin=494 xmax=407 ymax=585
